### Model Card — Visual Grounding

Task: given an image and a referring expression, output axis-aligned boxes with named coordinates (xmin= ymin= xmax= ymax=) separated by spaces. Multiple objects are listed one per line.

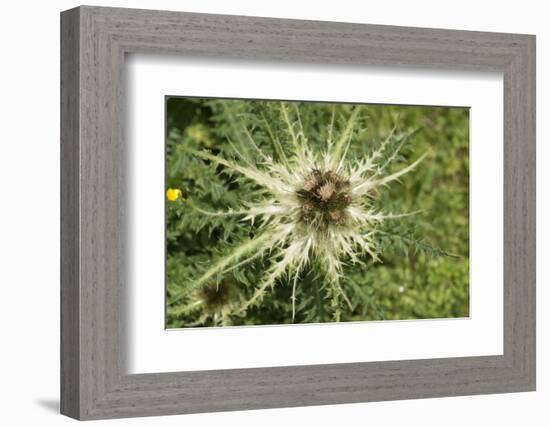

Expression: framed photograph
xmin=61 ymin=5 xmax=536 ymax=420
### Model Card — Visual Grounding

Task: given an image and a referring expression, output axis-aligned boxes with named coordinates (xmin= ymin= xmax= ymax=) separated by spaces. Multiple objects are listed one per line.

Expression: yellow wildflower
xmin=166 ymin=188 xmax=183 ymax=202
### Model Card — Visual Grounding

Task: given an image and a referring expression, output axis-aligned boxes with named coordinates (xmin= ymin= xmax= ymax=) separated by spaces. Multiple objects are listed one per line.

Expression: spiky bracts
xmin=178 ymin=103 xmax=425 ymax=321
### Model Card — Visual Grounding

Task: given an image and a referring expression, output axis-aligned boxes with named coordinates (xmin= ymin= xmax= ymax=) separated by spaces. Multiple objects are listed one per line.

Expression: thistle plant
xmin=166 ymin=100 xmax=469 ymax=327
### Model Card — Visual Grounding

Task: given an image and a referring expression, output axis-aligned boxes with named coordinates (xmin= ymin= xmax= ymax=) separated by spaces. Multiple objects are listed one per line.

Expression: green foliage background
xmin=166 ymin=98 xmax=469 ymax=328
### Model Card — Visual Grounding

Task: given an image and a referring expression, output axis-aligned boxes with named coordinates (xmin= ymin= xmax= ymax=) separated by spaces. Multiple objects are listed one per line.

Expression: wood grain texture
xmin=60 ymin=7 xmax=80 ymax=419
xmin=60 ymin=5 xmax=536 ymax=420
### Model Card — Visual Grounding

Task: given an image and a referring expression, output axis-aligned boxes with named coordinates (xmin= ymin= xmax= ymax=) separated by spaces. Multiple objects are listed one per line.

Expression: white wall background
xmin=0 ymin=0 xmax=546 ymax=425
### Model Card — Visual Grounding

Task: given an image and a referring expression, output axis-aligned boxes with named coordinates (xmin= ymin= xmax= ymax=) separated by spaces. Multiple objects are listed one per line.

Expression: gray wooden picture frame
xmin=60 ymin=5 xmax=536 ymax=421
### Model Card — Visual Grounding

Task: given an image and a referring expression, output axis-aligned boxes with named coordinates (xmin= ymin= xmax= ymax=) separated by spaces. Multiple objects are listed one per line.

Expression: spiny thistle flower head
xmin=175 ymin=103 xmax=427 ymax=321
xmin=297 ymin=168 xmax=353 ymax=228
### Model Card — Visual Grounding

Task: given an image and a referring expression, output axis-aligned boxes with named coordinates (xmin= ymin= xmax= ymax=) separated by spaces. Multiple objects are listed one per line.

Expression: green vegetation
xmin=166 ymin=98 xmax=469 ymax=328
